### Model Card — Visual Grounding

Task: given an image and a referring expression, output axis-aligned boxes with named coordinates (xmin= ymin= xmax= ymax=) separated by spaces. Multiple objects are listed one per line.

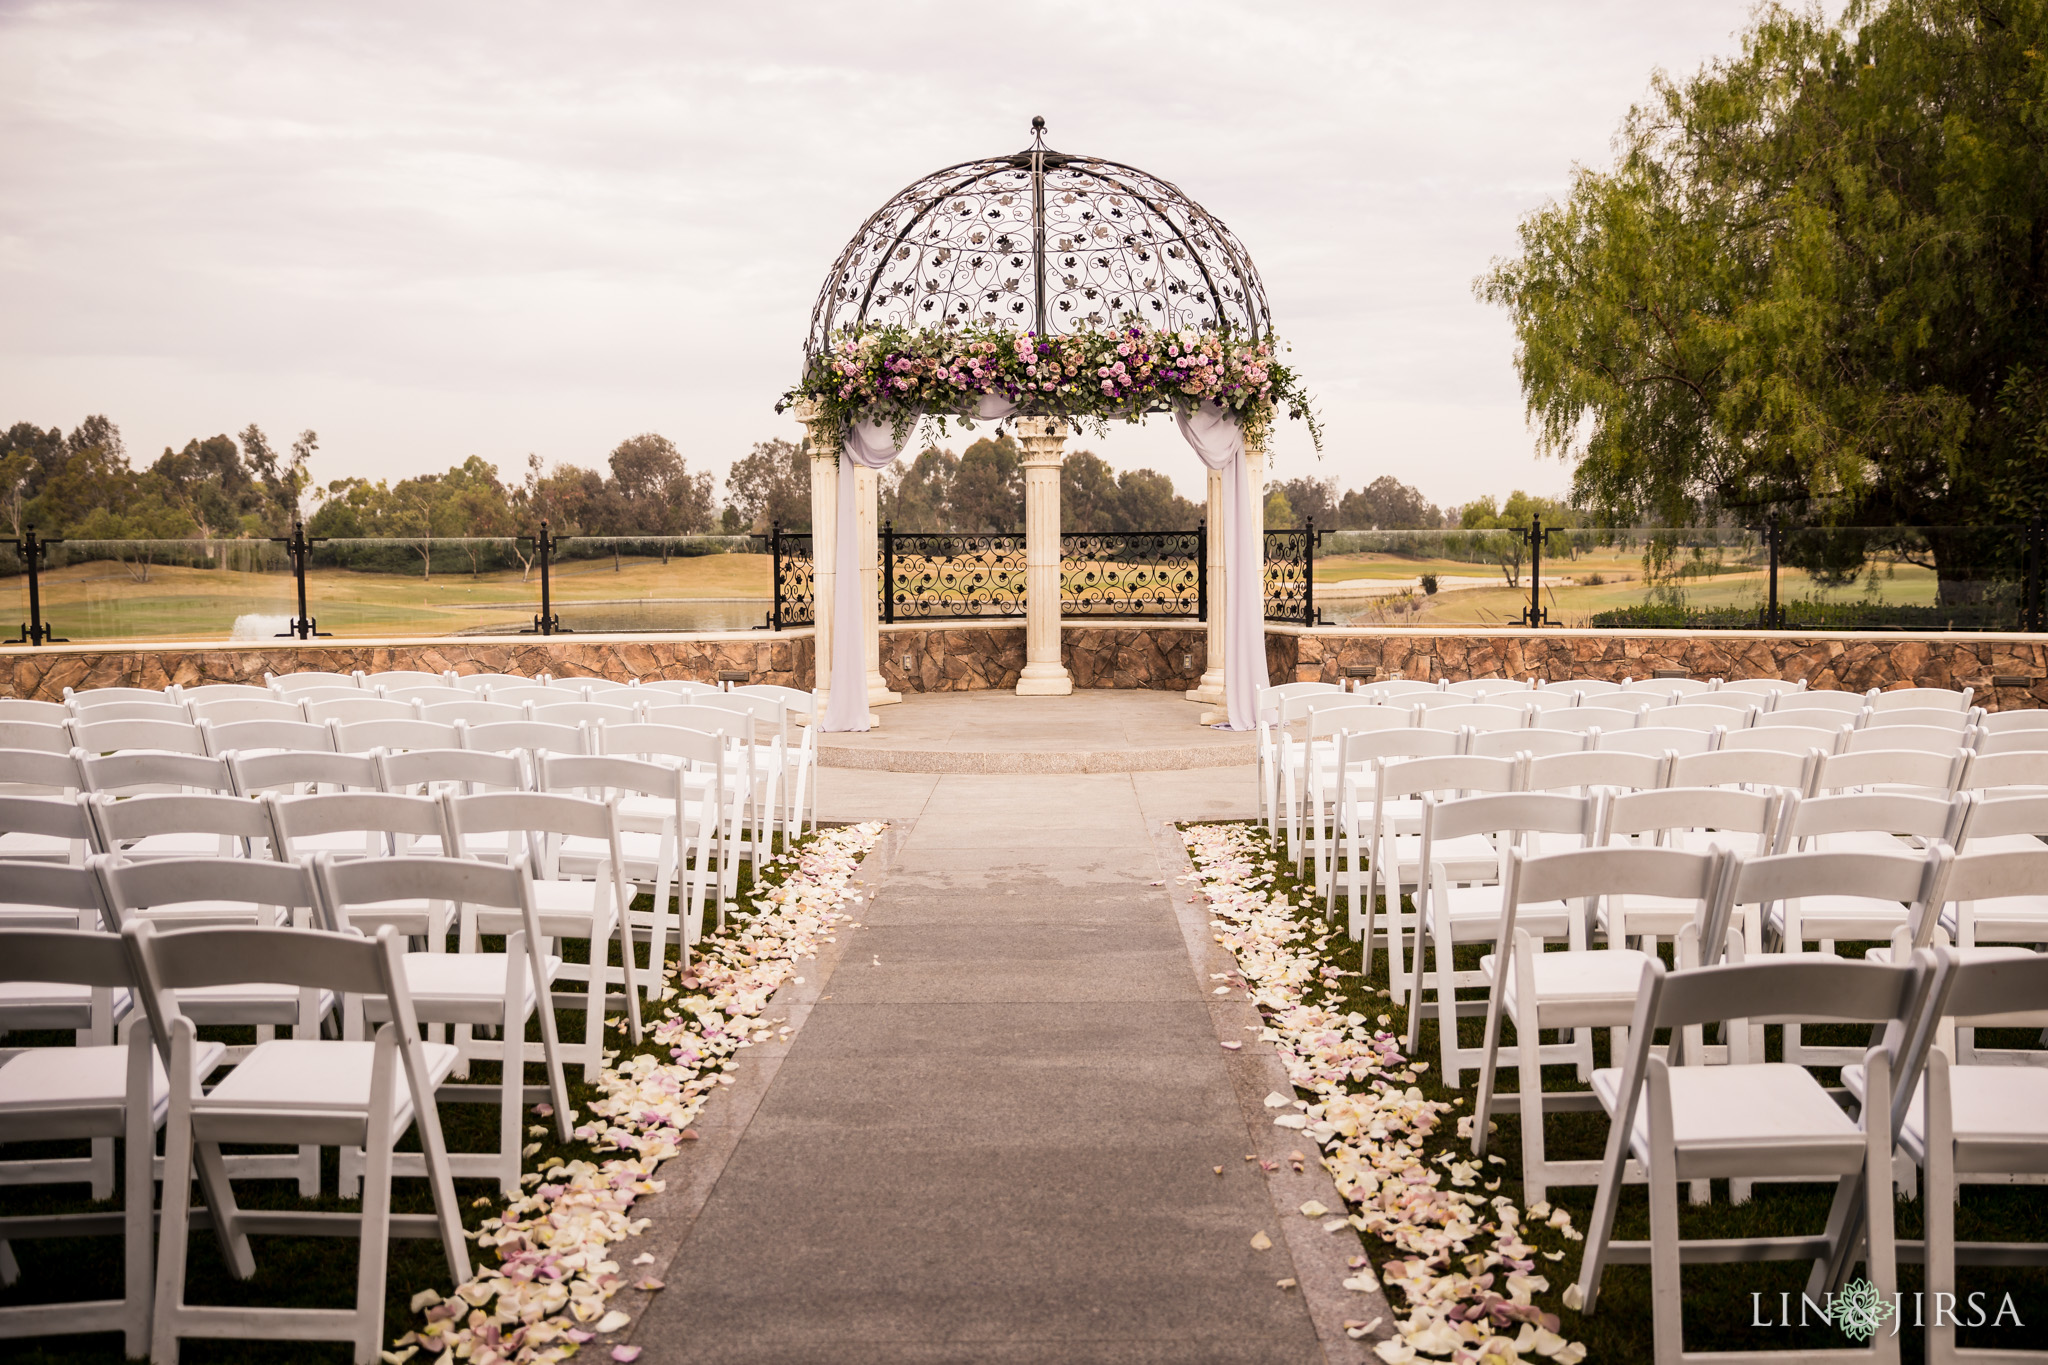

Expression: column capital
xmin=1012 ymin=416 xmax=1070 ymax=467
xmin=793 ymin=400 xmax=841 ymax=461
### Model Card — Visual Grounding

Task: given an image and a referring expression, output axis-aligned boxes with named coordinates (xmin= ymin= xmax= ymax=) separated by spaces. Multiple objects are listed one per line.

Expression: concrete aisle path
xmin=630 ymin=768 xmax=1361 ymax=1364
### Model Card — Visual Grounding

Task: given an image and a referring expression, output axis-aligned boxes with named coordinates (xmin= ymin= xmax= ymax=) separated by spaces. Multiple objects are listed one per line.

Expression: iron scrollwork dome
xmin=805 ymin=117 xmax=1273 ymax=363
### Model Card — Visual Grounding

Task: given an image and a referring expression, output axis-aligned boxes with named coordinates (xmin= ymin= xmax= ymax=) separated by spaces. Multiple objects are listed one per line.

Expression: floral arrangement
xmin=390 ymin=821 xmax=888 ymax=1365
xmin=1180 ymin=822 xmax=1588 ymax=1365
xmin=780 ymin=321 xmax=1322 ymax=450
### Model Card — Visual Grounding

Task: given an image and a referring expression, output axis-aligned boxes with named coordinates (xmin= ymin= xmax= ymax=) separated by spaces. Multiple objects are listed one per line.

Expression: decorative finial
xmin=1029 ymin=115 xmax=1048 ymax=150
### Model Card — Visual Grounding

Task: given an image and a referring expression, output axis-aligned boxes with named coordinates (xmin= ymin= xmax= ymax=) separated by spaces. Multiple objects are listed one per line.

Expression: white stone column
xmin=856 ymin=464 xmax=900 ymax=707
xmin=796 ymin=402 xmax=840 ymax=702
xmin=1187 ymin=462 xmax=1227 ymax=706
xmin=1014 ymin=416 xmax=1074 ymax=696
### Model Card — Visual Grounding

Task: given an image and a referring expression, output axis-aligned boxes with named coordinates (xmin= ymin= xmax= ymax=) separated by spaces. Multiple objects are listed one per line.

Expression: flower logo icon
xmin=1832 ymin=1279 xmax=1897 ymax=1341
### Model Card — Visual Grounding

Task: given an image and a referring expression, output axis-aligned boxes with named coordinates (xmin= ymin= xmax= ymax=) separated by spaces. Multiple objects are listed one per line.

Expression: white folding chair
xmin=419 ymin=698 xmax=525 ymax=728
xmin=1659 ymin=702 xmax=1757 ymax=731
xmin=1869 ymin=685 xmax=1974 ymax=713
xmin=379 ymin=685 xmax=470 ymax=709
xmin=480 ymin=684 xmax=563 ymax=709
xmin=1599 ymin=787 xmax=1783 ymax=956
xmin=1351 ymin=753 xmax=1523 ymax=1001
xmin=1971 ymin=727 xmax=2048 ymax=756
xmin=1321 ymin=727 xmax=1460 ymax=907
xmin=598 ymin=721 xmax=750 ymax=916
xmin=67 ymin=698 xmax=190 ymax=724
xmin=89 ymin=792 xmax=269 ymax=861
xmin=330 ymin=717 xmax=460 ymax=755
xmin=1719 ymin=723 xmax=1841 ymax=758
xmin=1867 ymin=707 xmax=1979 ymax=733
xmin=198 ymin=717 xmax=336 ymax=758
xmin=665 ymin=692 xmax=789 ymax=862
xmin=459 ymin=719 xmax=589 ymax=766
xmin=1974 ymin=709 xmax=2048 ymax=737
xmin=64 ymin=686 xmax=174 ymax=711
xmin=1471 ymin=846 xmax=1731 ymax=1204
xmin=1841 ymin=725 xmax=1977 ymax=756
xmin=226 ymin=748 xmax=382 ymax=799
xmin=530 ymin=700 xmax=643 ymax=729
xmin=312 ymin=856 xmax=571 ymax=1195
xmin=1667 ymin=747 xmax=1816 ymax=797
xmin=1575 ymin=952 xmax=1935 ymax=1365
xmin=0 ymin=792 xmax=96 ymax=865
xmin=266 ymin=789 xmax=452 ymax=864
xmin=1418 ymin=702 xmax=1528 ymax=734
xmin=0 ymin=697 xmax=70 ymax=724
xmin=0 ymin=929 xmax=201 ymax=1357
xmin=75 ymin=750 xmax=236 ymax=800
xmin=1294 ymin=700 xmax=1411 ymax=873
xmin=362 ymin=669 xmax=453 ymax=692
xmin=127 ymin=919 xmax=468 ymax=1364
xmin=1717 ymin=677 xmax=1801 ymax=699
xmin=1561 ymin=678 xmax=1625 ymax=698
xmin=1811 ymin=746 xmax=1970 ymax=798
xmin=1523 ymin=748 xmax=1669 ymax=798
xmin=1405 ymin=790 xmax=1599 ymax=1086
xmin=1597 ymin=726 xmax=1719 ymax=757
xmin=636 ymin=677 xmax=723 ymax=699
xmin=1773 ymin=689 xmax=1877 ymax=719
xmin=265 ymin=669 xmax=362 ymax=693
xmin=733 ymin=683 xmax=822 ymax=839
xmin=1911 ymin=846 xmax=2048 ymax=1066
xmin=443 ymin=790 xmax=642 ymax=1078
xmin=1537 ymin=703 xmax=1648 ymax=733
xmin=0 ymin=721 xmax=73 ymax=756
xmin=302 ymin=695 xmax=419 ymax=728
xmin=1443 ymin=677 xmax=1531 ymax=699
xmin=188 ymin=697 xmax=305 ymax=727
xmin=450 ymin=671 xmax=527 ymax=694
xmin=1520 ymin=688 xmax=1585 ymax=713
xmin=0 ymin=749 xmax=80 ymax=802
xmin=179 ymin=684 xmax=276 ymax=708
xmin=1466 ymin=727 xmax=1586 ymax=760
xmin=67 ymin=717 xmax=206 ymax=758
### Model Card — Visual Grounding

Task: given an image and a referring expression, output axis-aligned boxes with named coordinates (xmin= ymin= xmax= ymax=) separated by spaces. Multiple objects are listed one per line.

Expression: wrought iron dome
xmin=805 ymin=116 xmax=1273 ymax=364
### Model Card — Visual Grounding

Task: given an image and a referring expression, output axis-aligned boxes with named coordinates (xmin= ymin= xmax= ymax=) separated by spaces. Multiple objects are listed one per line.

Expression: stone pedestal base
xmin=1015 ymin=663 xmax=1073 ymax=697
xmin=1185 ymin=667 xmax=1226 ymax=707
xmin=867 ymin=677 xmax=903 ymax=707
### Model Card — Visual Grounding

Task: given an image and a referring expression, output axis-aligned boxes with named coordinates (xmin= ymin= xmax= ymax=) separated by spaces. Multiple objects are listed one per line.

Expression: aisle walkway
xmin=626 ymin=763 xmax=1365 ymax=1363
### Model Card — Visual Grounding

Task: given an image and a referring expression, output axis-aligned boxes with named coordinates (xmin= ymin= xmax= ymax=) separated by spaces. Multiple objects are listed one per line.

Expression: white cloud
xmin=0 ymin=0 xmax=1795 ymax=508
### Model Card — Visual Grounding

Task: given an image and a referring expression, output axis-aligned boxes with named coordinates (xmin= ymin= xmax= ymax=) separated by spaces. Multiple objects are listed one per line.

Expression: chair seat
xmin=0 ymin=1040 xmax=224 ymax=1137
xmin=1486 ymin=948 xmax=1654 ymax=1027
xmin=203 ymin=1038 xmax=459 ymax=1139
xmin=1846 ymin=1060 xmax=2048 ymax=1172
xmin=390 ymin=952 xmax=562 ymax=1018
xmin=1430 ymin=884 xmax=1571 ymax=941
xmin=1592 ymin=1063 xmax=1866 ymax=1179
xmin=1388 ymin=833 xmax=1498 ymax=876
xmin=0 ymin=981 xmax=132 ymax=1031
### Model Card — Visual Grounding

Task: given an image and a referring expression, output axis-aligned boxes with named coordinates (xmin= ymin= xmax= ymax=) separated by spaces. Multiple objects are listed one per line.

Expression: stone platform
xmin=817 ymin=689 xmax=1255 ymax=774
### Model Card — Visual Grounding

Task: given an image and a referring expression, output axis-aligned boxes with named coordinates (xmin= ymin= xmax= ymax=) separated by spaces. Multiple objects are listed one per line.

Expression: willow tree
xmin=1481 ymin=0 xmax=2048 ymax=601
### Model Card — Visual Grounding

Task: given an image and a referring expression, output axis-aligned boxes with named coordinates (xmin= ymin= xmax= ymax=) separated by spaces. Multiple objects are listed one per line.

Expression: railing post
xmin=1522 ymin=515 xmax=1547 ymax=627
xmin=5 ymin=526 xmax=66 ymax=646
xmin=2027 ymin=516 xmax=2043 ymax=633
xmin=770 ymin=521 xmax=784 ymax=631
xmin=1196 ymin=519 xmax=1208 ymax=622
xmin=882 ymin=519 xmax=895 ymax=625
xmin=269 ymin=519 xmax=329 ymax=639
xmin=521 ymin=520 xmax=565 ymax=635
xmin=1766 ymin=517 xmax=1783 ymax=629
xmin=1304 ymin=517 xmax=1317 ymax=626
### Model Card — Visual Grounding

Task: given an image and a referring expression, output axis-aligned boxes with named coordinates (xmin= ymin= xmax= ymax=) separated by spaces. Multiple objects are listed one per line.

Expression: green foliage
xmin=1481 ymin=0 xmax=2048 ymax=599
xmin=723 ymin=438 xmax=811 ymax=533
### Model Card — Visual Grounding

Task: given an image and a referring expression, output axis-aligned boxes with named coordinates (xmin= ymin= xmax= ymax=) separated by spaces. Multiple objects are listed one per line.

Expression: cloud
xmin=0 ymin=0 xmax=1785 ymax=506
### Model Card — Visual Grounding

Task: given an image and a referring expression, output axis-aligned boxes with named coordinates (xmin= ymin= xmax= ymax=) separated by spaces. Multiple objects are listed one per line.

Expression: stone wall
xmin=2 ymin=633 xmax=813 ymax=700
xmin=1284 ymin=628 xmax=2048 ymax=709
xmin=9 ymin=621 xmax=2045 ymax=707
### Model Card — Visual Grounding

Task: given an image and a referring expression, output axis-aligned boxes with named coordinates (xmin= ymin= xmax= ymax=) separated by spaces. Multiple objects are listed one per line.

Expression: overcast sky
xmin=0 ymin=0 xmax=1792 ymax=510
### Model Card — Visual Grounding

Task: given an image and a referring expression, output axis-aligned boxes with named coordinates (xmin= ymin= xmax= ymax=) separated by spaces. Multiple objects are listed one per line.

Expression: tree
xmin=1336 ymin=475 xmax=1445 ymax=530
xmin=1480 ymin=0 xmax=2048 ymax=602
xmin=150 ymin=435 xmax=265 ymax=539
xmin=1458 ymin=491 xmax=1579 ymax=587
xmin=946 ymin=434 xmax=1021 ymax=532
xmin=1272 ymin=475 xmax=1337 ymax=526
xmin=724 ymin=439 xmax=811 ymax=532
xmin=607 ymin=432 xmax=714 ymax=536
xmin=1264 ymin=487 xmax=1298 ymax=528
xmin=1111 ymin=468 xmax=1199 ymax=530
xmin=1059 ymin=451 xmax=1121 ymax=531
xmin=882 ymin=445 xmax=957 ymax=531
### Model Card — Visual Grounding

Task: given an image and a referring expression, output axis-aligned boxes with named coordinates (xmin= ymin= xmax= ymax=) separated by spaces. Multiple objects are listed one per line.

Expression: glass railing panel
xmin=547 ymin=536 xmax=771 ymax=633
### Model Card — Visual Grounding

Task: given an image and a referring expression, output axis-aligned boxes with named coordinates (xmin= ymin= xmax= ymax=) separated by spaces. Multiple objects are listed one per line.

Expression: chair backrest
xmin=379 ymin=685 xmax=471 ymax=709
xmin=1519 ymin=689 xmax=1583 ymax=712
xmin=0 ymin=792 xmax=97 ymax=856
xmin=529 ymin=701 xmax=644 ymax=729
xmin=1258 ymin=680 xmax=1342 ymax=723
xmin=64 ymin=686 xmax=172 ymax=709
xmin=265 ymin=790 xmax=449 ymax=858
xmin=1717 ymin=677 xmax=1798 ymax=697
xmin=1956 ymin=792 xmax=2048 ymax=845
xmin=1537 ymin=703 xmax=1648 ymax=733
xmin=1869 ymin=685 xmax=1973 ymax=713
xmin=449 ymin=671 xmax=528 ymax=693
xmin=89 ymin=792 xmax=271 ymax=851
xmin=189 ymin=696 xmax=305 ymax=727
xmin=1422 ymin=790 xmax=1597 ymax=847
xmin=1360 ymin=678 xmax=1443 ymax=699
xmin=1603 ymin=786 xmax=1780 ymax=846
xmin=278 ymin=685 xmax=367 ymax=708
xmin=98 ymin=854 xmax=320 ymax=929
xmin=596 ymin=721 xmax=730 ymax=766
xmin=536 ymin=751 xmax=692 ymax=807
xmin=1772 ymin=689 xmax=1875 ymax=716
xmin=66 ymin=698 xmax=188 ymax=723
xmin=1940 ymin=845 xmax=2048 ymax=913
xmin=1666 ymin=747 xmax=1813 ymax=794
xmin=266 ymin=670 xmax=362 ymax=693
xmin=1305 ymin=701 xmax=1411 ymax=740
xmin=1523 ymin=748 xmax=1667 ymax=795
xmin=179 ymin=683 xmax=277 ymax=707
xmin=1442 ymin=677 xmax=1528 ymax=698
xmin=1558 ymin=678 xmax=1624 ymax=696
xmin=67 ymin=717 xmax=206 ymax=757
xmin=731 ymin=683 xmax=817 ymax=722
xmin=460 ymin=720 xmax=589 ymax=757
xmin=1925 ymin=943 xmax=2048 ymax=1029
xmin=331 ymin=717 xmax=462 ymax=755
xmin=1660 ymin=702 xmax=1757 ymax=732
xmin=442 ymin=790 xmax=624 ymax=878
xmin=1779 ymin=790 xmax=1966 ymax=846
xmin=364 ymin=670 xmax=452 ymax=691
xmin=312 ymin=852 xmax=536 ymax=947
xmin=0 ymin=748 xmax=83 ymax=796
xmin=227 ymin=748 xmax=382 ymax=796
xmin=638 ymin=704 xmax=742 ymax=737
xmin=0 ymin=697 xmax=68 ymax=724
xmin=1594 ymin=726 xmax=1717 ymax=757
xmin=1718 ymin=724 xmax=1840 ymax=757
xmin=75 ymin=749 xmax=234 ymax=797
xmin=0 ymin=859 xmax=110 ymax=929
xmin=1501 ymin=845 xmax=1726 ymax=948
xmin=420 ymin=699 xmax=526 ymax=727
xmin=0 ymin=925 xmax=134 ymax=990
xmin=1465 ymin=728 xmax=1586 ymax=760
xmin=1976 ymin=709 xmax=2048 ymax=735
xmin=1374 ymin=753 xmax=1522 ymax=805
xmin=1865 ymin=707 xmax=1975 ymax=733
xmin=0 ymin=720 xmax=73 ymax=755
xmin=1838 ymin=725 xmax=1972 ymax=756
xmin=1331 ymin=726 xmax=1459 ymax=776
xmin=635 ymin=677 xmax=724 ymax=699
xmin=1960 ymin=750 xmax=2048 ymax=796
xmin=1970 ymin=727 xmax=2048 ymax=756
xmin=198 ymin=717 xmax=336 ymax=758
xmin=304 ymin=696 xmax=417 ymax=727
xmin=1417 ymin=702 xmax=1528 ymax=734
xmin=1810 ymin=747 xmax=1968 ymax=796
xmin=378 ymin=747 xmax=526 ymax=796
xmin=481 ymin=684 xmax=563 ymax=708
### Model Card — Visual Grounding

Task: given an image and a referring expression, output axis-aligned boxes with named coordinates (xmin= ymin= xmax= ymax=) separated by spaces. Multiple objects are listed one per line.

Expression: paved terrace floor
xmin=817 ymin=688 xmax=1258 ymax=773
xmin=618 ymin=691 xmax=1379 ymax=1364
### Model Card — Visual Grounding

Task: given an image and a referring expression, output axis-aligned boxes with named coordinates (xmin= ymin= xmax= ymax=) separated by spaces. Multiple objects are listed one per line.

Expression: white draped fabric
xmin=1176 ymin=401 xmax=1260 ymax=731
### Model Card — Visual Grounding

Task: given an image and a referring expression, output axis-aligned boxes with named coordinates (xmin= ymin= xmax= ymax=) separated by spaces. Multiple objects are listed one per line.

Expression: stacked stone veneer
xmin=5 ymin=623 xmax=2044 ymax=708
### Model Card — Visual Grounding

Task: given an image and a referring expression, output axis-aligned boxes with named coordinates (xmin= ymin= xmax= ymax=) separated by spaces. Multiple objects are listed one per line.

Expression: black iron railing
xmin=762 ymin=524 xmax=815 ymax=631
xmin=1061 ymin=527 xmax=1204 ymax=617
xmin=1263 ymin=520 xmax=1323 ymax=625
xmin=882 ymin=526 xmax=1027 ymax=621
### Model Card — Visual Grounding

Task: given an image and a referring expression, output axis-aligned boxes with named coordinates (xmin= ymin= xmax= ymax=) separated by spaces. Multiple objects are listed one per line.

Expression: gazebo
xmin=786 ymin=117 xmax=1312 ymax=731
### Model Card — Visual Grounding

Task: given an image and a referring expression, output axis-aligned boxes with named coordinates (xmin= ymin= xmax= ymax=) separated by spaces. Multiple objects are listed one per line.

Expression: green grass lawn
xmin=1221 ymin=822 xmax=2048 ymax=1363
